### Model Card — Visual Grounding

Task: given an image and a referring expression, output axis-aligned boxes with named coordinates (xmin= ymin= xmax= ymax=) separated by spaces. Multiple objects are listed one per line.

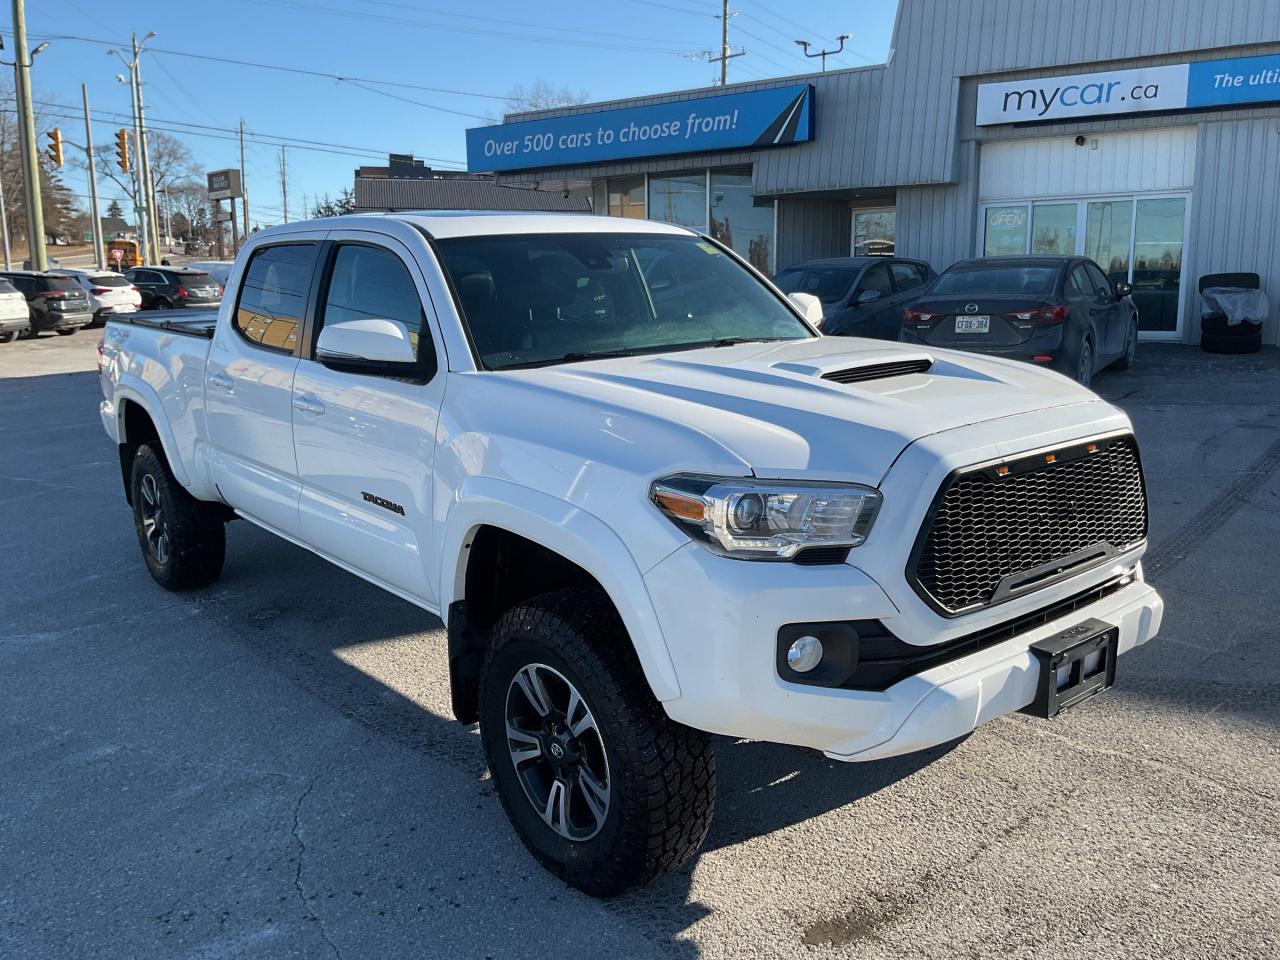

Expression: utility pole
xmin=132 ymin=34 xmax=162 ymax=259
xmin=11 ymin=0 xmax=47 ymax=270
xmin=82 ymin=85 xmax=105 ymax=270
xmin=239 ymin=119 xmax=250 ymax=240
xmin=0 ymin=120 xmax=10 ymax=269
xmin=110 ymin=45 xmax=148 ymax=265
xmin=710 ymin=0 xmax=744 ymax=85
xmin=279 ymin=146 xmax=288 ymax=223
xmin=794 ymin=34 xmax=850 ymax=72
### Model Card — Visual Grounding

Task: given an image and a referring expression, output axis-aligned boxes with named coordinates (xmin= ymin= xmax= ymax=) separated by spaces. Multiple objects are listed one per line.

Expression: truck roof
xmin=257 ymin=210 xmax=692 ymax=241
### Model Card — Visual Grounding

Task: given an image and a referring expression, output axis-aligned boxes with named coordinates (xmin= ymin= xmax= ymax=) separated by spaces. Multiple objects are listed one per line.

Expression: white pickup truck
xmin=99 ymin=212 xmax=1162 ymax=895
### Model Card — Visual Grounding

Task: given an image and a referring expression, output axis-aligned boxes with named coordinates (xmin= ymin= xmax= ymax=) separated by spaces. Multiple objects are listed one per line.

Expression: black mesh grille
xmin=822 ymin=358 xmax=932 ymax=384
xmin=912 ymin=437 xmax=1147 ymax=614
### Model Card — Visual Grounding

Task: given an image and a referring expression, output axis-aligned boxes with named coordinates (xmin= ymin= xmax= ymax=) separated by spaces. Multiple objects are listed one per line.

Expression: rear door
xmin=205 ymin=236 xmax=324 ymax=537
xmin=290 ymin=231 xmax=445 ymax=604
xmin=884 ymin=261 xmax=929 ymax=337
xmin=1068 ymin=263 xmax=1114 ymax=358
xmin=128 ymin=269 xmax=165 ymax=307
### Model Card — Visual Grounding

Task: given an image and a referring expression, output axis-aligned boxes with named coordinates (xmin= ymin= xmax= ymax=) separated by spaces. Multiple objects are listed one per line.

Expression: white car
xmin=98 ymin=212 xmax=1162 ymax=896
xmin=65 ymin=269 xmax=142 ymax=322
xmin=0 ymin=276 xmax=30 ymax=343
xmin=184 ymin=260 xmax=233 ymax=288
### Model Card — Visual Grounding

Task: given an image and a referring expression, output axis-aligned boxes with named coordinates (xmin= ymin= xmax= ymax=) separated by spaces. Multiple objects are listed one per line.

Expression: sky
xmin=15 ymin=0 xmax=900 ymax=230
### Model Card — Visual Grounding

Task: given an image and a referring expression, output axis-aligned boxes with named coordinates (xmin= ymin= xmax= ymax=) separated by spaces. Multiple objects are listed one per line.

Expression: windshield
xmin=773 ymin=266 xmax=857 ymax=304
xmin=931 ymin=264 xmax=1059 ymax=296
xmin=436 ymin=232 xmax=812 ymax=370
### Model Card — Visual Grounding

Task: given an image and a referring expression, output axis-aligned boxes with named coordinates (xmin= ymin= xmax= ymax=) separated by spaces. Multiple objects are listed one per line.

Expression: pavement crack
xmin=291 ymin=775 xmax=342 ymax=960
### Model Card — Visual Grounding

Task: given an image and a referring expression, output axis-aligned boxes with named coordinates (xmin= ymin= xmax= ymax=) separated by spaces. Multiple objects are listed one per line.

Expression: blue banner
xmin=1188 ymin=54 xmax=1280 ymax=108
xmin=467 ymin=84 xmax=813 ymax=173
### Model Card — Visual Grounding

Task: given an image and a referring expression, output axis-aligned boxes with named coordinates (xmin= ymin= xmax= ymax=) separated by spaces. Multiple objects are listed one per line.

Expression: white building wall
xmin=977 ymin=129 xmax=1197 ymax=201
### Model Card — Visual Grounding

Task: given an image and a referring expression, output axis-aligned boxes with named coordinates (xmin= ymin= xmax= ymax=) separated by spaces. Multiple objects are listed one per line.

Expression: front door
xmin=205 ymin=237 xmax=324 ymax=537
xmin=291 ymin=232 xmax=446 ymax=606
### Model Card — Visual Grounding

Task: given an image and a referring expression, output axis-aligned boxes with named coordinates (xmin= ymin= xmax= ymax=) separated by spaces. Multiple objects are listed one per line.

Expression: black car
xmin=773 ymin=257 xmax=935 ymax=340
xmin=123 ymin=267 xmax=223 ymax=310
xmin=900 ymin=256 xmax=1138 ymax=386
xmin=0 ymin=270 xmax=94 ymax=337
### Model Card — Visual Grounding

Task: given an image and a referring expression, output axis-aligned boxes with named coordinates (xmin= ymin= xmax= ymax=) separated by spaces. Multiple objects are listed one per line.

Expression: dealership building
xmin=467 ymin=0 xmax=1280 ymax=345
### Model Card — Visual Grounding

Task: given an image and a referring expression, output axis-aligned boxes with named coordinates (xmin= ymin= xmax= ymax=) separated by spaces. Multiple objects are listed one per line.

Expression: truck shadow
xmin=208 ymin=520 xmax=956 ymax=956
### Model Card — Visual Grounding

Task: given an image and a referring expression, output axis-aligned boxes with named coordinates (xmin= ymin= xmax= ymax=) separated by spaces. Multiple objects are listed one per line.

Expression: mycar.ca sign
xmin=977 ymin=53 xmax=1280 ymax=125
xmin=467 ymin=84 xmax=813 ymax=173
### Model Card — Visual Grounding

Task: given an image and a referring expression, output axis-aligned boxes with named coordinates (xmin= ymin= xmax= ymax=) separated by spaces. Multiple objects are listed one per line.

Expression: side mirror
xmin=1114 ymin=281 xmax=1133 ymax=298
xmin=855 ymin=288 xmax=883 ymax=305
xmin=787 ymin=291 xmax=825 ymax=328
xmin=316 ymin=318 xmax=416 ymax=365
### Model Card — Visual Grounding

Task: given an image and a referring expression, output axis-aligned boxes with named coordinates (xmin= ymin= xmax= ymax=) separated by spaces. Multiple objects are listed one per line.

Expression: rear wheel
xmin=479 ymin=588 xmax=716 ymax=897
xmin=152 ymin=300 xmax=169 ymax=310
xmin=130 ymin=443 xmax=226 ymax=590
xmin=1075 ymin=336 xmax=1094 ymax=386
xmin=0 ymin=331 xmax=14 ymax=344
xmin=56 ymin=327 xmax=78 ymax=337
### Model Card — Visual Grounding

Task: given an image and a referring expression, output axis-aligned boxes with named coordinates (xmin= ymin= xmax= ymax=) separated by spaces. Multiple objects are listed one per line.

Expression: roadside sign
xmin=214 ymin=209 xmax=233 ymax=223
xmin=83 ymin=231 xmax=94 ymax=243
xmin=207 ymin=168 xmax=243 ymax=201
xmin=110 ymin=248 xmax=123 ymax=263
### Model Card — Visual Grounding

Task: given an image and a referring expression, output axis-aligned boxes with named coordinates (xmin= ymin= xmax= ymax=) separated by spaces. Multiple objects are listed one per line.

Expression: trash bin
xmin=1199 ymin=272 xmax=1266 ymax=355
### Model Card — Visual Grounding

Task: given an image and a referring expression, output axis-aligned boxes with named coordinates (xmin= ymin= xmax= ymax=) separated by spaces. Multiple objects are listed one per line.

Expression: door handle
xmin=208 ymin=372 xmax=234 ymax=392
xmin=292 ymin=395 xmax=326 ymax=416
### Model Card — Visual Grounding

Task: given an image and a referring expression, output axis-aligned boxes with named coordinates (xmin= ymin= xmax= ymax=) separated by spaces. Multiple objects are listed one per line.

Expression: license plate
xmin=954 ymin=315 xmax=990 ymax=333
xmin=1021 ymin=618 xmax=1118 ymax=718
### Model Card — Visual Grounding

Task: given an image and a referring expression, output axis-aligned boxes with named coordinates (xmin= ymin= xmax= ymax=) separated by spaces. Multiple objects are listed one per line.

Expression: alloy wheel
xmin=1077 ymin=340 xmax=1093 ymax=386
xmin=504 ymin=662 xmax=611 ymax=841
xmin=138 ymin=473 xmax=171 ymax=565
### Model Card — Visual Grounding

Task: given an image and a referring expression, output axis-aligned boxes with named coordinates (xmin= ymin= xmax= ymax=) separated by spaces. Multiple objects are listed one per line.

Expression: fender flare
xmin=440 ymin=477 xmax=681 ymax=702
xmin=113 ymin=382 xmax=193 ymax=489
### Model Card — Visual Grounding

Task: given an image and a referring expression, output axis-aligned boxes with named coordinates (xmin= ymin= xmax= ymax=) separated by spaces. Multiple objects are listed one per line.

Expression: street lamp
xmin=107 ymin=33 xmax=160 ymax=263
xmin=794 ymin=34 xmax=850 ymax=72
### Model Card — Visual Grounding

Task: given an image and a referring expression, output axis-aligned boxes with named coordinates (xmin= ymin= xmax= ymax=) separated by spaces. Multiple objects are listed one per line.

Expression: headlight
xmin=650 ymin=474 xmax=882 ymax=560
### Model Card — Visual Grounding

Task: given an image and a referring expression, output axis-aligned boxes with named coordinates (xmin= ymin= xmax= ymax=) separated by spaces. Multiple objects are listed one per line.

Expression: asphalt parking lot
xmin=2 ymin=331 xmax=1278 ymax=960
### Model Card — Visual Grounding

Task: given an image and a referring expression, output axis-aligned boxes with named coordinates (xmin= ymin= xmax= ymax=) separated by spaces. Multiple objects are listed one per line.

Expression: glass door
xmin=1132 ymin=197 xmax=1186 ymax=336
xmin=1030 ymin=203 xmax=1077 ymax=254
xmin=1085 ymin=200 xmax=1133 ymax=286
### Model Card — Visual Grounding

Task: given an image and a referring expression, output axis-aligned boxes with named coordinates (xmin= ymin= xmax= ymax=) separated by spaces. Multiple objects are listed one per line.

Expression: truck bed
xmin=111 ymin=307 xmax=219 ymax=339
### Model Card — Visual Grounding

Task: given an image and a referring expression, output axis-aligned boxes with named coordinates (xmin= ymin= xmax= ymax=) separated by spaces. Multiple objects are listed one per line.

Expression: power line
xmin=13 ymin=31 xmax=513 ymax=103
xmin=247 ymin=0 xmax=701 ymax=55
xmin=8 ymin=96 xmax=466 ymax=166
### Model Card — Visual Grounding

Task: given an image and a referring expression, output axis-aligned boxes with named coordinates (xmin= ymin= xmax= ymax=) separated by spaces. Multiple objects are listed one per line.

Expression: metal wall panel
xmin=977 ymin=128 xmax=1197 ymax=200
xmin=775 ymin=199 xmax=852 ymax=271
xmin=1186 ymin=117 xmax=1280 ymax=343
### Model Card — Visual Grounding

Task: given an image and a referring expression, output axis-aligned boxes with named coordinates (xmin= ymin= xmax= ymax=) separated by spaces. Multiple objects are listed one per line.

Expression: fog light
xmin=786 ymin=635 xmax=824 ymax=673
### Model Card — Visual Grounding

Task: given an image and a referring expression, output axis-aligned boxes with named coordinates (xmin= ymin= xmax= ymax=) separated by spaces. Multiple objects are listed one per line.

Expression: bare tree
xmin=78 ymin=129 xmax=201 ymax=202
xmin=483 ymin=79 xmax=590 ymax=123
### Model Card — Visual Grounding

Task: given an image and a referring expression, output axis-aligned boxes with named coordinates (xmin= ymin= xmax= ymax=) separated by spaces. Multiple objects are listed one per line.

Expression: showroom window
xmin=649 ymin=172 xmax=707 ymax=231
xmin=710 ymin=170 xmax=773 ymax=273
xmin=598 ymin=175 xmax=646 ymax=219
xmin=980 ymin=194 xmax=1188 ymax=338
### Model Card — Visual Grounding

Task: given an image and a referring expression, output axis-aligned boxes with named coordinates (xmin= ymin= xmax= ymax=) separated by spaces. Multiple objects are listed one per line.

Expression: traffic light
xmin=46 ymin=128 xmax=63 ymax=167
xmin=115 ymin=129 xmax=130 ymax=173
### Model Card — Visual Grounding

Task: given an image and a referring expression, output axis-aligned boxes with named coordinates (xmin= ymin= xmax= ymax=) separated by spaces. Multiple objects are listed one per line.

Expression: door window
xmin=1085 ymin=263 xmax=1113 ymax=298
xmin=857 ymin=263 xmax=893 ymax=297
xmin=889 ymin=262 xmax=925 ymax=292
xmin=319 ymin=244 xmax=432 ymax=371
xmin=233 ymin=243 xmax=315 ymax=352
xmin=1067 ymin=265 xmax=1093 ymax=298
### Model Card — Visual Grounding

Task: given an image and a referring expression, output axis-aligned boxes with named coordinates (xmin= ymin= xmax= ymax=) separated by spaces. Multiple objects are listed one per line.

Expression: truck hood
xmin=485 ymin=337 xmax=1103 ymax=486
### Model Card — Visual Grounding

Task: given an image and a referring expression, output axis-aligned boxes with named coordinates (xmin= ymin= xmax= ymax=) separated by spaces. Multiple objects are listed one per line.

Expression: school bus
xmin=105 ymin=239 xmax=143 ymax=269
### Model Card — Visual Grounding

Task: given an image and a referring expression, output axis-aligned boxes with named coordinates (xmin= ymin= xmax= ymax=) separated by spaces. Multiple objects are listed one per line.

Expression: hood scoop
xmin=821 ymin=357 xmax=933 ymax=384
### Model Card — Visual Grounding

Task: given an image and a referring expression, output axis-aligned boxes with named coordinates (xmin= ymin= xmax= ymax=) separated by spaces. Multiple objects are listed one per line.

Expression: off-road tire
xmin=479 ymin=588 xmax=716 ymax=897
xmin=130 ymin=443 xmax=226 ymax=590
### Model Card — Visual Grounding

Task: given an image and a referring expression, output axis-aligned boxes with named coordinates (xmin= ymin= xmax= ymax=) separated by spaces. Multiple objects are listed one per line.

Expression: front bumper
xmin=644 ymin=541 xmax=1161 ymax=761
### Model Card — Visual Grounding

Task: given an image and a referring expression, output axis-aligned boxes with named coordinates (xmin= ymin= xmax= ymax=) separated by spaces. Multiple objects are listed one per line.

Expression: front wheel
xmin=1075 ymin=336 xmax=1094 ymax=386
xmin=479 ymin=588 xmax=716 ymax=897
xmin=130 ymin=443 xmax=226 ymax=590
xmin=56 ymin=327 xmax=78 ymax=336
xmin=1112 ymin=317 xmax=1138 ymax=370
